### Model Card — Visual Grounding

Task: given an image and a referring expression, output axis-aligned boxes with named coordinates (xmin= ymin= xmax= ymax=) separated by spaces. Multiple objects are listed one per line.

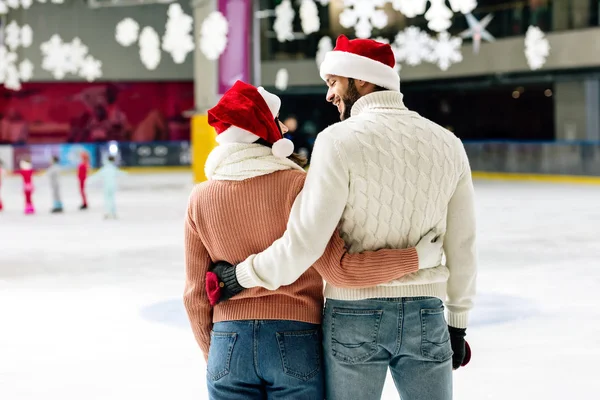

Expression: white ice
xmin=1 ymin=172 xmax=599 ymax=399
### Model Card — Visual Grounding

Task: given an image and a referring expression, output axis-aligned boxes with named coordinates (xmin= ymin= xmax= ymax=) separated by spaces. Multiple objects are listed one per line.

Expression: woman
xmin=183 ymin=81 xmax=442 ymax=399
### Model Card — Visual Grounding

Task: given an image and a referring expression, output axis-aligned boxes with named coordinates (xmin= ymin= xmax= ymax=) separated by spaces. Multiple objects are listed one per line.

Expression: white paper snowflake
xmin=5 ymin=21 xmax=21 ymax=51
xmin=316 ymin=36 xmax=333 ymax=67
xmin=139 ymin=27 xmax=162 ymax=70
xmin=18 ymin=59 xmax=33 ymax=81
xmin=339 ymin=0 xmax=388 ymax=39
xmin=391 ymin=0 xmax=427 ymax=18
xmin=6 ymin=0 xmax=18 ymax=8
xmin=392 ymin=26 xmax=432 ymax=66
xmin=64 ymin=37 xmax=89 ymax=75
xmin=0 ymin=1 xmax=8 ymax=15
xmin=425 ymin=0 xmax=454 ymax=33
xmin=4 ymin=64 xmax=21 ymax=91
xmin=274 ymin=0 xmax=295 ymax=42
xmin=162 ymin=3 xmax=195 ymax=64
xmin=275 ymin=68 xmax=289 ymax=91
xmin=20 ymin=24 xmax=33 ymax=48
xmin=50 ymin=0 xmax=64 ymax=3
xmin=20 ymin=0 xmax=32 ymax=8
xmin=318 ymin=0 xmax=329 ymax=4
xmin=448 ymin=0 xmax=478 ymax=14
xmin=79 ymin=55 xmax=102 ymax=82
xmin=0 ymin=46 xmax=17 ymax=82
xmin=41 ymin=35 xmax=69 ymax=79
xmin=427 ymin=31 xmax=463 ymax=71
xmin=199 ymin=11 xmax=228 ymax=60
xmin=525 ymin=26 xmax=550 ymax=70
xmin=300 ymin=0 xmax=320 ymax=35
xmin=115 ymin=18 xmax=140 ymax=47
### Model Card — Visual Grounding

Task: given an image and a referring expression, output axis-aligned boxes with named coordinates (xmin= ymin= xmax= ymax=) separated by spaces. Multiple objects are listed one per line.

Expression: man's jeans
xmin=323 ymin=297 xmax=453 ymax=400
xmin=207 ymin=320 xmax=324 ymax=400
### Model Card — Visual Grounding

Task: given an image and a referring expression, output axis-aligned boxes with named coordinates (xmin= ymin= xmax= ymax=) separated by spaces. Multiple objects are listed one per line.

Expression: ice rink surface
xmin=1 ymin=171 xmax=599 ymax=400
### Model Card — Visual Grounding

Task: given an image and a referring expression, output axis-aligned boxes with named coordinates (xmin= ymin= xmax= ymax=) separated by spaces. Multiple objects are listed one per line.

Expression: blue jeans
xmin=323 ymin=297 xmax=453 ymax=400
xmin=207 ymin=320 xmax=324 ymax=400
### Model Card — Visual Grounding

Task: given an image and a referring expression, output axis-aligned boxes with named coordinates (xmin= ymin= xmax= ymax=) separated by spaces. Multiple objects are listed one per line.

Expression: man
xmin=211 ymin=35 xmax=477 ymax=400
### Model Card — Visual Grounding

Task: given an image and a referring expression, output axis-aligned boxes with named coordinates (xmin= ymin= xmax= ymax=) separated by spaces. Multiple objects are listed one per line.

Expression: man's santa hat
xmin=319 ymin=34 xmax=399 ymax=92
xmin=208 ymin=80 xmax=294 ymax=158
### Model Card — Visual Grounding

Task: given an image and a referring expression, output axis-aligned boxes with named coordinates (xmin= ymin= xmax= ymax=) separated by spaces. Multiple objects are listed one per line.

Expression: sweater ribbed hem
xmin=213 ymin=301 xmax=322 ymax=325
xmin=447 ymin=312 xmax=469 ymax=329
xmin=324 ymin=282 xmax=448 ymax=303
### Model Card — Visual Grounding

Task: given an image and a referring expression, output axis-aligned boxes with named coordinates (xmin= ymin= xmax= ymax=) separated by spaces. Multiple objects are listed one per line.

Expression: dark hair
xmin=108 ymin=155 xmax=116 ymax=162
xmin=255 ymin=138 xmax=307 ymax=168
xmin=52 ymin=155 xmax=60 ymax=163
xmin=349 ymin=78 xmax=387 ymax=93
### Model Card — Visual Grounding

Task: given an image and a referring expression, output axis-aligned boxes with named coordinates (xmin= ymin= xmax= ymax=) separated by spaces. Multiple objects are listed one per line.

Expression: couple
xmin=184 ymin=35 xmax=477 ymax=400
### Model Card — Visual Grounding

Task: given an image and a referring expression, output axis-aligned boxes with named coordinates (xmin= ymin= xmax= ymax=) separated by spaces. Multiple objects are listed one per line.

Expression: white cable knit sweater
xmin=235 ymin=91 xmax=477 ymax=328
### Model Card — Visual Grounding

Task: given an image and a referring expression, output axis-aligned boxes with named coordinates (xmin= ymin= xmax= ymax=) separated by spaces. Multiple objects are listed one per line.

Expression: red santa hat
xmin=319 ymin=34 xmax=400 ymax=92
xmin=208 ymin=80 xmax=294 ymax=158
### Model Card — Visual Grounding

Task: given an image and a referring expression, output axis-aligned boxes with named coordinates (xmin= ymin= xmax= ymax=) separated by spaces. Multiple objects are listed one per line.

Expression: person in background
xmin=78 ymin=152 xmax=90 ymax=210
xmin=47 ymin=155 xmax=63 ymax=213
xmin=15 ymin=157 xmax=35 ymax=215
xmin=87 ymin=155 xmax=126 ymax=219
xmin=283 ymin=115 xmax=310 ymax=160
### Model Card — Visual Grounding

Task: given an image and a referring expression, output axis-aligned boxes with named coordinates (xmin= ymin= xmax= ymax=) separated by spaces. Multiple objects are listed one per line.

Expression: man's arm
xmin=236 ymin=130 xmax=350 ymax=290
xmin=444 ymin=149 xmax=477 ymax=329
xmin=183 ymin=205 xmax=213 ymax=361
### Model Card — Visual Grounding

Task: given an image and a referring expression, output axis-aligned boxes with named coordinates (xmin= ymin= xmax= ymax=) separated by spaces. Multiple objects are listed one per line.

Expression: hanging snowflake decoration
xmin=0 ymin=1 xmax=8 ymax=14
xmin=392 ymin=26 xmax=432 ymax=66
xmin=274 ymin=0 xmax=295 ymax=42
xmin=425 ymin=0 xmax=454 ymax=33
xmin=41 ymin=35 xmax=70 ymax=79
xmin=275 ymin=68 xmax=289 ymax=91
xmin=427 ymin=31 xmax=463 ymax=71
xmin=20 ymin=0 xmax=32 ymax=8
xmin=391 ymin=0 xmax=427 ymax=18
xmin=115 ymin=18 xmax=140 ymax=47
xmin=4 ymin=64 xmax=21 ymax=91
xmin=299 ymin=0 xmax=320 ymax=35
xmin=316 ymin=36 xmax=333 ymax=67
xmin=448 ymin=0 xmax=478 ymax=14
xmin=525 ymin=26 xmax=550 ymax=70
xmin=318 ymin=0 xmax=329 ymax=4
xmin=18 ymin=59 xmax=34 ymax=82
xmin=139 ymin=27 xmax=162 ymax=70
xmin=6 ymin=0 xmax=18 ymax=8
xmin=339 ymin=0 xmax=388 ymax=39
xmin=64 ymin=37 xmax=89 ymax=75
xmin=4 ymin=21 xmax=22 ymax=51
xmin=0 ymin=45 xmax=20 ymax=90
xmin=79 ymin=55 xmax=102 ymax=82
xmin=162 ymin=4 xmax=195 ymax=64
xmin=199 ymin=11 xmax=228 ymax=60
xmin=50 ymin=0 xmax=64 ymax=3
xmin=20 ymin=24 xmax=33 ymax=48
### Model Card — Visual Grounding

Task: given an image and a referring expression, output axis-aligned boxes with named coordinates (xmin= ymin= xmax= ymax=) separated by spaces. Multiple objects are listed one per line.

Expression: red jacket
xmin=78 ymin=162 xmax=88 ymax=181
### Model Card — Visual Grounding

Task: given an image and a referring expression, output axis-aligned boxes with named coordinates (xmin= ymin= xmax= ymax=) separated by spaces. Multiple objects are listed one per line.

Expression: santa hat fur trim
xmin=319 ymin=35 xmax=400 ymax=91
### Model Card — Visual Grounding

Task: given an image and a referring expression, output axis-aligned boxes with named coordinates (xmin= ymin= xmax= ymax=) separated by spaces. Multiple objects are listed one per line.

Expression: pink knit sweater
xmin=184 ymin=170 xmax=420 ymax=359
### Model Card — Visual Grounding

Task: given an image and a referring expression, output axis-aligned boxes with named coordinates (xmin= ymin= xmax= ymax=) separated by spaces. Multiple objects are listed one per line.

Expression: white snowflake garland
xmin=18 ymin=59 xmax=34 ymax=82
xmin=275 ymin=68 xmax=289 ymax=91
xmin=199 ymin=11 xmax=229 ymax=61
xmin=41 ymin=35 xmax=103 ymax=81
xmin=299 ymin=0 xmax=320 ymax=35
xmin=392 ymin=26 xmax=432 ymax=66
xmin=274 ymin=0 xmax=295 ymax=42
xmin=0 ymin=45 xmax=20 ymax=90
xmin=425 ymin=0 xmax=454 ymax=33
xmin=79 ymin=55 xmax=102 ymax=82
xmin=6 ymin=0 xmax=18 ymax=8
xmin=20 ymin=0 xmax=32 ymax=8
xmin=525 ymin=26 xmax=550 ymax=70
xmin=391 ymin=0 xmax=427 ymax=18
xmin=448 ymin=0 xmax=478 ymax=14
xmin=5 ymin=21 xmax=22 ymax=51
xmin=316 ymin=36 xmax=333 ymax=67
xmin=115 ymin=18 xmax=140 ymax=47
xmin=162 ymin=3 xmax=195 ymax=64
xmin=339 ymin=0 xmax=388 ymax=39
xmin=0 ymin=1 xmax=8 ymax=14
xmin=427 ymin=31 xmax=463 ymax=71
xmin=139 ymin=27 xmax=162 ymax=70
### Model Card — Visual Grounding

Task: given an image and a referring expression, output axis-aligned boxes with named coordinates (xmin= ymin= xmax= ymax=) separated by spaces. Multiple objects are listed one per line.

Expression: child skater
xmin=78 ymin=152 xmax=90 ymax=210
xmin=88 ymin=155 xmax=126 ymax=219
xmin=47 ymin=155 xmax=63 ymax=213
xmin=16 ymin=157 xmax=35 ymax=215
xmin=0 ymin=159 xmax=5 ymax=211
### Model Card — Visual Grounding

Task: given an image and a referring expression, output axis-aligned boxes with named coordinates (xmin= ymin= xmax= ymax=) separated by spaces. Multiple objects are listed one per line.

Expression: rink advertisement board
xmin=217 ymin=0 xmax=251 ymax=94
xmin=11 ymin=144 xmax=98 ymax=170
xmin=100 ymin=142 xmax=191 ymax=167
xmin=0 ymin=145 xmax=14 ymax=171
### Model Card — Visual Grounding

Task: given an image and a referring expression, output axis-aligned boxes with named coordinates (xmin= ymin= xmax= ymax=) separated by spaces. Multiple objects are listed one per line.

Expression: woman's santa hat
xmin=208 ymin=80 xmax=294 ymax=159
xmin=319 ymin=34 xmax=400 ymax=92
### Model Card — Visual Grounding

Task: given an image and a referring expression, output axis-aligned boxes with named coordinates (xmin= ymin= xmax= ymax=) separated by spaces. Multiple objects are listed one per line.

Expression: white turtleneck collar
xmin=350 ymin=90 xmax=408 ymax=118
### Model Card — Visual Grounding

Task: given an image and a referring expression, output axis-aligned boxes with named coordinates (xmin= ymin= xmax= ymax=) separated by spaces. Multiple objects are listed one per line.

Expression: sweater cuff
xmin=235 ymin=256 xmax=258 ymax=289
xmin=447 ymin=311 xmax=469 ymax=329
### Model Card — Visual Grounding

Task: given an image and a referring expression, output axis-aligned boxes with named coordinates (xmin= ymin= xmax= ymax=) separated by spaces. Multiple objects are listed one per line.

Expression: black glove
xmin=205 ymin=261 xmax=245 ymax=306
xmin=448 ymin=326 xmax=471 ymax=369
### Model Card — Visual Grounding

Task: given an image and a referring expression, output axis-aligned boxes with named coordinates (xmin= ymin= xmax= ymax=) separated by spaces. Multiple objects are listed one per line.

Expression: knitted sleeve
xmin=183 ymin=194 xmax=213 ymax=361
xmin=444 ymin=146 xmax=477 ymax=328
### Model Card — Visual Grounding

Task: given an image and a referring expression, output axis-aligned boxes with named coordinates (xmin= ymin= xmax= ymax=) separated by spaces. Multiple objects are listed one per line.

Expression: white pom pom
xmin=272 ymin=138 xmax=294 ymax=158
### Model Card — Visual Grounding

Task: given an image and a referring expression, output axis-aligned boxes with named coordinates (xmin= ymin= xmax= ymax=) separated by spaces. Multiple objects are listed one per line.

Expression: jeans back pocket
xmin=330 ymin=308 xmax=383 ymax=364
xmin=207 ymin=331 xmax=237 ymax=381
xmin=276 ymin=329 xmax=322 ymax=381
xmin=420 ymin=308 xmax=453 ymax=362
